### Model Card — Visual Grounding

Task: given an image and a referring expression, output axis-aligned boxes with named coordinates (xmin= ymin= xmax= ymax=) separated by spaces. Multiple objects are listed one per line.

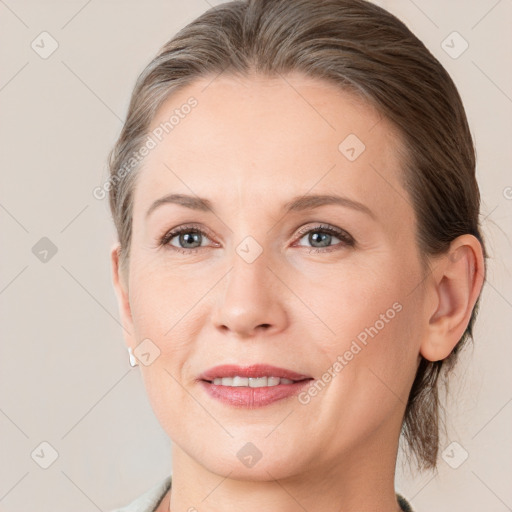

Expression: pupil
xmin=310 ymin=232 xmax=330 ymax=247
xmin=181 ymin=232 xmax=201 ymax=248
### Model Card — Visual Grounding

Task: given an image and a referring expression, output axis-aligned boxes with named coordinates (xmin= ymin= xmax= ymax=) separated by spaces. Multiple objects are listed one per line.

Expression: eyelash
xmin=158 ymin=223 xmax=355 ymax=255
xmin=294 ymin=224 xmax=355 ymax=253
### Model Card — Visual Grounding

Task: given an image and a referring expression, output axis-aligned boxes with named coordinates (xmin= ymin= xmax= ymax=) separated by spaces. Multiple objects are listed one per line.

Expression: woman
xmin=107 ymin=0 xmax=487 ymax=510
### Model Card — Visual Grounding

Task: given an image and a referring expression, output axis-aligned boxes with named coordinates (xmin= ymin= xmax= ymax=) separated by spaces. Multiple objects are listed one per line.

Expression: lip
xmin=198 ymin=364 xmax=313 ymax=382
xmin=198 ymin=379 xmax=313 ymax=408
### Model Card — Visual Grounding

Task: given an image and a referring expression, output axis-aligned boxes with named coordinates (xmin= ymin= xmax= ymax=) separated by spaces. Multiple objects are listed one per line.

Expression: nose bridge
xmin=212 ymin=235 xmax=288 ymax=336
xmin=231 ymin=239 xmax=269 ymax=296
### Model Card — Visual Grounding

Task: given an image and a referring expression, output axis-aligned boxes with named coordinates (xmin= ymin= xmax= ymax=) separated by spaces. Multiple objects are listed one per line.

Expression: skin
xmin=111 ymin=72 xmax=485 ymax=512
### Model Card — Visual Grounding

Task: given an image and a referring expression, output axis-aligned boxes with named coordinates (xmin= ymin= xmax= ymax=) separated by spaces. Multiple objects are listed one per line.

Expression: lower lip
xmin=199 ymin=379 xmax=313 ymax=408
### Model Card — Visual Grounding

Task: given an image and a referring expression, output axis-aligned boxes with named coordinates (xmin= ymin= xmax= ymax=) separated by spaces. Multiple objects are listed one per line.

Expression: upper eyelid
xmin=296 ymin=223 xmax=349 ymax=236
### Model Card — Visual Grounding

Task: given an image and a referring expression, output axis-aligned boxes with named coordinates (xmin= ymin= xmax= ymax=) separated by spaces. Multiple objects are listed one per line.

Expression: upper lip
xmin=198 ymin=364 xmax=313 ymax=382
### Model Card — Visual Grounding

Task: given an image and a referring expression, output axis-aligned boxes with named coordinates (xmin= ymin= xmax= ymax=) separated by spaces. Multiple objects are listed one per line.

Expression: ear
xmin=420 ymin=234 xmax=485 ymax=362
xmin=110 ymin=242 xmax=136 ymax=351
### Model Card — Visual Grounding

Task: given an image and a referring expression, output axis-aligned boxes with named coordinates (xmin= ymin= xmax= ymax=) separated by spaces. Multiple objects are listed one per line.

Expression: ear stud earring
xmin=128 ymin=347 xmax=139 ymax=367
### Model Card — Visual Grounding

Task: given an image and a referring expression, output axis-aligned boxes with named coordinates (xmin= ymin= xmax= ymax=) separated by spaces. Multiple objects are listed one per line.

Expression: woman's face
xmin=112 ymin=72 xmax=428 ymax=479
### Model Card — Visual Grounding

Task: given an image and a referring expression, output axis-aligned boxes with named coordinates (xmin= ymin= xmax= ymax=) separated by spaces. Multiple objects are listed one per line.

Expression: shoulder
xmin=108 ymin=475 xmax=173 ymax=512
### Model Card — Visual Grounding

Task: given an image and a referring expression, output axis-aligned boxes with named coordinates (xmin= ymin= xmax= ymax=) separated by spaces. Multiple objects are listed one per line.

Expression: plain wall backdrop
xmin=0 ymin=0 xmax=511 ymax=511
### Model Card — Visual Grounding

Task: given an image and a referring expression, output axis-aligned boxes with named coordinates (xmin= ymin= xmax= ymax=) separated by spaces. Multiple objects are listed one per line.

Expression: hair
xmin=107 ymin=0 xmax=487 ymax=472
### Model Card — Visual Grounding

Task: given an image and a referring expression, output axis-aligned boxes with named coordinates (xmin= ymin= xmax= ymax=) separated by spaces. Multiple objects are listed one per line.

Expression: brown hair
xmin=107 ymin=0 xmax=487 ymax=472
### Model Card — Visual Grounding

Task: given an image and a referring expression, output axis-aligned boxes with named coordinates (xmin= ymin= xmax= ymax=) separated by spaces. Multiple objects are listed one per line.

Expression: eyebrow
xmin=145 ymin=193 xmax=376 ymax=220
xmin=282 ymin=194 xmax=376 ymax=220
xmin=146 ymin=193 xmax=212 ymax=219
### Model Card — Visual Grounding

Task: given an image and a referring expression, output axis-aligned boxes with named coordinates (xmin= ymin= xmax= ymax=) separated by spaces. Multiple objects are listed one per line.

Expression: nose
xmin=211 ymin=247 xmax=289 ymax=338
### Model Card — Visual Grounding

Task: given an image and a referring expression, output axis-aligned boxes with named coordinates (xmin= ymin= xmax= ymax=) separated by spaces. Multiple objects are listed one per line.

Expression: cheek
xmin=299 ymin=257 xmax=420 ymax=396
xmin=128 ymin=260 xmax=207 ymax=336
xmin=127 ymin=268 xmax=201 ymax=436
xmin=293 ymin=259 xmax=404 ymax=346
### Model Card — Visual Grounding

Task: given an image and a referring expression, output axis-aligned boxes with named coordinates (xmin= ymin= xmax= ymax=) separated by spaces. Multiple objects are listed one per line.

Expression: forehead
xmin=133 ymin=72 xmax=412 ymax=227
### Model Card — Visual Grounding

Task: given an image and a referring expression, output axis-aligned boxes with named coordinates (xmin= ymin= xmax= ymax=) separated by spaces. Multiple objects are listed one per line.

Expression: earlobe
xmin=110 ymin=242 xmax=135 ymax=349
xmin=420 ymin=235 xmax=485 ymax=362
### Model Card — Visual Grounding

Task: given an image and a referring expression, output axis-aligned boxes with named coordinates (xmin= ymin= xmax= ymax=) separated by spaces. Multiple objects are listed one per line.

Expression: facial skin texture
xmin=111 ymin=72 xmax=485 ymax=512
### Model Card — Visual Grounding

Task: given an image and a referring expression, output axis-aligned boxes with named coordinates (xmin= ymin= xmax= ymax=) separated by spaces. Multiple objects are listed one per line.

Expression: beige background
xmin=0 ymin=0 xmax=511 ymax=510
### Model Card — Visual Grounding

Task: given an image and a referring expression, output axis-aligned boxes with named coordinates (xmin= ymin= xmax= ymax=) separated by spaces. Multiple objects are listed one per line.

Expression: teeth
xmin=211 ymin=376 xmax=295 ymax=387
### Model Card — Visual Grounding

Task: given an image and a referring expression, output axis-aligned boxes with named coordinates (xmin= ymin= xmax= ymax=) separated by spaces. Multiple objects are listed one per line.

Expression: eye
xmin=159 ymin=224 xmax=217 ymax=254
xmin=158 ymin=223 xmax=355 ymax=255
xmin=294 ymin=224 xmax=355 ymax=253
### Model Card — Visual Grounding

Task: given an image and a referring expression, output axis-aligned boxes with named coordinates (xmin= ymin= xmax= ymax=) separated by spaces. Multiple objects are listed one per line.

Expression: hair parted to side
xmin=107 ymin=0 xmax=487 ymax=472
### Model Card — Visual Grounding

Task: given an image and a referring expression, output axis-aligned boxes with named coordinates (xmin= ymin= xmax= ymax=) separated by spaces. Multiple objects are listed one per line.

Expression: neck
xmin=168 ymin=420 xmax=403 ymax=512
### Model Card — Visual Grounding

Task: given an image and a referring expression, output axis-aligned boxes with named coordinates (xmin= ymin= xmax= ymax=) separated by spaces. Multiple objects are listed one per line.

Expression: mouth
xmin=197 ymin=363 xmax=314 ymax=385
xmin=197 ymin=364 xmax=314 ymax=408
xmin=202 ymin=376 xmax=312 ymax=386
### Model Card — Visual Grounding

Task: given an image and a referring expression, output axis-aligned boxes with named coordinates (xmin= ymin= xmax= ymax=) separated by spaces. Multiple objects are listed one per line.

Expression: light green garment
xmin=108 ymin=475 xmax=172 ymax=512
